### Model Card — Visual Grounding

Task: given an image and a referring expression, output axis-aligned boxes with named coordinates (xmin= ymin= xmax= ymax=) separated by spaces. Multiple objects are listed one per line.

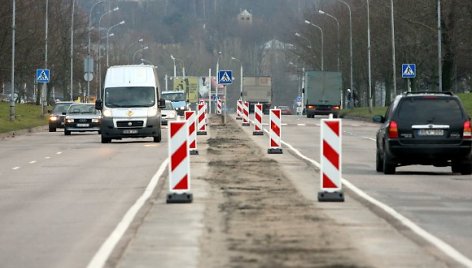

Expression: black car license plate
xmin=123 ymin=129 xmax=138 ymax=134
xmin=418 ymin=129 xmax=444 ymax=136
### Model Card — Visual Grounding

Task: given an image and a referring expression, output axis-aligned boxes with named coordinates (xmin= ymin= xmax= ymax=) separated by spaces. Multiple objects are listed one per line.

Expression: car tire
xmin=383 ymin=151 xmax=396 ymax=174
xmin=451 ymin=161 xmax=461 ymax=174
xmin=376 ymin=150 xmax=384 ymax=172
xmin=460 ymin=162 xmax=472 ymax=175
xmin=101 ymin=135 xmax=111 ymax=143
xmin=64 ymin=129 xmax=71 ymax=136
xmin=153 ymin=128 xmax=162 ymax=143
xmin=49 ymin=127 xmax=56 ymax=132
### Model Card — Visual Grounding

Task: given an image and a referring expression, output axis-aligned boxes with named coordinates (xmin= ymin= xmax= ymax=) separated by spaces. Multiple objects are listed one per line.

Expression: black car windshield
xmin=162 ymin=92 xmax=185 ymax=102
xmin=68 ymin=104 xmax=98 ymax=114
xmin=397 ymin=98 xmax=463 ymax=124
xmin=105 ymin=87 xmax=155 ymax=108
xmin=53 ymin=103 xmax=72 ymax=114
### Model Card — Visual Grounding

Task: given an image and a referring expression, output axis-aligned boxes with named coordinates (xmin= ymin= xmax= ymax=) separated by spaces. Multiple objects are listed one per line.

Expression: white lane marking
xmin=12 ymin=166 xmax=20 ymax=170
xmin=45 ymin=156 xmax=51 ymax=159
xmin=297 ymin=123 xmax=306 ymax=126
xmin=29 ymin=161 xmax=37 ymax=164
xmin=56 ymin=152 xmax=62 ymax=155
xmin=362 ymin=136 xmax=376 ymax=141
xmin=274 ymin=128 xmax=472 ymax=267
xmin=87 ymin=158 xmax=169 ymax=268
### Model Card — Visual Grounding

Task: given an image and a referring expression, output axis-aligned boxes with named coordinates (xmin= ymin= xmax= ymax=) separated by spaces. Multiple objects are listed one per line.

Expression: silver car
xmin=64 ymin=103 xmax=101 ymax=136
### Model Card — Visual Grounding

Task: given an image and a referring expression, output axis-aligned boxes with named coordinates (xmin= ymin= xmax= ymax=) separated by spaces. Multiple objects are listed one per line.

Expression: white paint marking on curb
xmin=29 ymin=161 xmax=37 ymax=164
xmin=87 ymin=158 xmax=169 ymax=268
xmin=279 ymin=135 xmax=472 ymax=267
xmin=12 ymin=166 xmax=20 ymax=170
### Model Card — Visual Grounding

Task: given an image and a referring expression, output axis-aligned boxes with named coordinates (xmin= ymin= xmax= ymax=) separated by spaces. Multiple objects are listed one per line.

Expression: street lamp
xmin=106 ymin=20 xmax=125 ymax=67
xmin=336 ymin=0 xmax=353 ymax=102
xmin=294 ymin=32 xmax=313 ymax=50
xmin=70 ymin=0 xmax=76 ymax=101
xmin=170 ymin=54 xmax=177 ymax=82
xmin=319 ymin=10 xmax=340 ymax=72
xmin=10 ymin=0 xmax=16 ymax=121
xmin=87 ymin=0 xmax=105 ymax=100
xmin=98 ymin=6 xmax=119 ymax=99
xmin=390 ymin=0 xmax=397 ymax=99
xmin=304 ymin=20 xmax=324 ymax=71
xmin=231 ymin=57 xmax=243 ymax=98
xmin=133 ymin=46 xmax=148 ymax=63
xmin=365 ymin=0 xmax=373 ymax=111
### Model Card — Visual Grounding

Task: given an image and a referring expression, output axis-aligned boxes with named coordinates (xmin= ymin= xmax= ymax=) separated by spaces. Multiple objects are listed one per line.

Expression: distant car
xmin=64 ymin=103 xmax=101 ymax=136
xmin=373 ymin=92 xmax=471 ymax=175
xmin=161 ymin=100 xmax=177 ymax=125
xmin=279 ymin=106 xmax=292 ymax=115
xmin=161 ymin=91 xmax=187 ymax=116
xmin=48 ymin=101 xmax=74 ymax=132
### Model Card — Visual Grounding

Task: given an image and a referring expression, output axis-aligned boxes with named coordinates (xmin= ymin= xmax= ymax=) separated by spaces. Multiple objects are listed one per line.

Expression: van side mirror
xmin=95 ymin=99 xmax=103 ymax=110
xmin=158 ymin=99 xmax=166 ymax=109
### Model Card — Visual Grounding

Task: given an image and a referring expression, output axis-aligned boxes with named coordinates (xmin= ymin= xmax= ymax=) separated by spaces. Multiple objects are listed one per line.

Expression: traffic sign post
xmin=402 ymin=64 xmax=416 ymax=92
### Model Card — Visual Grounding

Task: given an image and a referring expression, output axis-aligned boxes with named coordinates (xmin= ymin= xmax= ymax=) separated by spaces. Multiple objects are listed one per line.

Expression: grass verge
xmin=0 ymin=102 xmax=49 ymax=133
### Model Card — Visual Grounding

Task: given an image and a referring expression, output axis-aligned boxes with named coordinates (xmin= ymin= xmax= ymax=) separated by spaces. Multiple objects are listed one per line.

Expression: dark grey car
xmin=373 ymin=92 xmax=472 ymax=175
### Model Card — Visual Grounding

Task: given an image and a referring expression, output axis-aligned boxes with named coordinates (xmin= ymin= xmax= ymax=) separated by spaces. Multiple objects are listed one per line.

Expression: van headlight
xmin=102 ymin=109 xmax=112 ymax=117
xmin=148 ymin=107 xmax=158 ymax=117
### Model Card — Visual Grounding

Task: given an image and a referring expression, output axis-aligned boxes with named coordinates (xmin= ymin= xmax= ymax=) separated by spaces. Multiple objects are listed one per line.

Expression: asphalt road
xmin=0 ymin=129 xmax=169 ymax=268
xmin=1 ymin=114 xmax=471 ymax=267
xmin=267 ymin=114 xmax=472 ymax=264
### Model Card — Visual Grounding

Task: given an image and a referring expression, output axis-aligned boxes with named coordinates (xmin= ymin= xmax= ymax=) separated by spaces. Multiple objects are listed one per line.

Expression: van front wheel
xmin=101 ymin=135 xmax=111 ymax=143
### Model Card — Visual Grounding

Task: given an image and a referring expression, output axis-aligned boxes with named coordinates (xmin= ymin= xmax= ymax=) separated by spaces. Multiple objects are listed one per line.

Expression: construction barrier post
xmin=167 ymin=121 xmax=193 ymax=203
xmin=318 ymin=117 xmax=344 ymax=202
xmin=267 ymin=108 xmax=283 ymax=154
xmin=236 ymin=99 xmax=242 ymax=120
xmin=216 ymin=98 xmax=222 ymax=115
xmin=197 ymin=102 xmax=207 ymax=135
xmin=185 ymin=111 xmax=198 ymax=155
xmin=253 ymin=103 xmax=264 ymax=135
xmin=242 ymin=101 xmax=250 ymax=126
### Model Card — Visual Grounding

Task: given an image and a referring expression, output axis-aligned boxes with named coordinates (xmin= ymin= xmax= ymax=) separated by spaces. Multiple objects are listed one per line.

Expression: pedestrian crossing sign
xmin=218 ymin=70 xmax=233 ymax=85
xmin=36 ymin=69 xmax=50 ymax=83
xmin=401 ymin=64 xmax=416 ymax=79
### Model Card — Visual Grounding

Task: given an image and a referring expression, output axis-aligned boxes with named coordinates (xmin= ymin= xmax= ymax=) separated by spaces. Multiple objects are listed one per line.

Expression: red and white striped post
xmin=197 ymin=102 xmax=207 ymax=135
xmin=217 ymin=98 xmax=222 ymax=114
xmin=253 ymin=103 xmax=264 ymax=135
xmin=167 ymin=121 xmax=193 ymax=203
xmin=236 ymin=99 xmax=243 ymax=120
xmin=185 ymin=111 xmax=198 ymax=155
xmin=318 ymin=117 xmax=344 ymax=202
xmin=242 ymin=101 xmax=250 ymax=126
xmin=267 ymin=108 xmax=283 ymax=154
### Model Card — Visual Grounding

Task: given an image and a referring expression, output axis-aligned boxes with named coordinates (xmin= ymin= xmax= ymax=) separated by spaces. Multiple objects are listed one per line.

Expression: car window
xmin=53 ymin=104 xmax=72 ymax=113
xmin=397 ymin=98 xmax=463 ymax=124
xmin=68 ymin=105 xmax=97 ymax=114
xmin=165 ymin=102 xmax=174 ymax=110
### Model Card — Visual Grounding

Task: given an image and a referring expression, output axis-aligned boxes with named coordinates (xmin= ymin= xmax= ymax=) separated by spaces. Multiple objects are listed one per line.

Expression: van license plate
xmin=123 ymin=129 xmax=138 ymax=134
xmin=418 ymin=129 xmax=444 ymax=136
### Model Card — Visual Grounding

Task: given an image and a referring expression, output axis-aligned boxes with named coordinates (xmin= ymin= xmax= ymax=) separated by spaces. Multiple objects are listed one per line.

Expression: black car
xmin=373 ymin=92 xmax=472 ymax=175
xmin=64 ymin=103 xmax=101 ymax=136
xmin=48 ymin=101 xmax=74 ymax=132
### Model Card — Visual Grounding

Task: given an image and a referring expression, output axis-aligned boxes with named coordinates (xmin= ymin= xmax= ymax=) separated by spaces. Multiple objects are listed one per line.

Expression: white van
xmin=95 ymin=65 xmax=166 ymax=143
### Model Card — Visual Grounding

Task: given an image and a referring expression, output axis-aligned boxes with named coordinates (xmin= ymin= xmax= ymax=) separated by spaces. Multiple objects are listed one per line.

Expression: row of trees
xmin=289 ymin=0 xmax=472 ymax=107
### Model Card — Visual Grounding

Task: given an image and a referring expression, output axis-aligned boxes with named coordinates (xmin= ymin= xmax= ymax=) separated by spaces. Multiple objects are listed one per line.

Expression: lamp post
xmin=98 ymin=6 xmax=119 ymax=99
xmin=10 ymin=0 xmax=15 ymax=121
xmin=294 ymin=32 xmax=312 ymax=50
xmin=170 ymin=54 xmax=177 ymax=82
xmin=87 ymin=0 xmax=105 ymax=101
xmin=231 ymin=57 xmax=243 ymax=98
xmin=336 ymin=0 xmax=353 ymax=103
xmin=389 ymin=0 xmax=397 ymax=99
xmin=437 ymin=0 xmax=442 ymax=92
xmin=319 ymin=10 xmax=340 ymax=72
xmin=133 ymin=46 xmax=148 ymax=63
xmin=366 ymin=0 xmax=373 ymax=112
xmin=106 ymin=20 xmax=125 ymax=67
xmin=70 ymin=0 xmax=76 ymax=101
xmin=304 ymin=20 xmax=324 ymax=71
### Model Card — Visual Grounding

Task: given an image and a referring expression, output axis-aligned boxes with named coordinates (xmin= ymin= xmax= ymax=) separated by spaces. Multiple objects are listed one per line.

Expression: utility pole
xmin=10 ymin=0 xmax=16 ymax=121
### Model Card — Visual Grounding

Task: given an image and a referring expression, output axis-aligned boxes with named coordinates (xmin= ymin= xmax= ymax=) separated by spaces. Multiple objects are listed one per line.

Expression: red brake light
xmin=464 ymin=120 xmax=471 ymax=139
xmin=388 ymin=121 xmax=399 ymax=139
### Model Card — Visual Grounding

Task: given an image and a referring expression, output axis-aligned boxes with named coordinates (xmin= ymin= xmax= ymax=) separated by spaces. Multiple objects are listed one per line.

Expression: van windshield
xmin=105 ymin=87 xmax=155 ymax=108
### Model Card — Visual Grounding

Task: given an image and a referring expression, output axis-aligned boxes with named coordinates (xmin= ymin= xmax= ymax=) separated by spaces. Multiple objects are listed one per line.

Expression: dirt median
xmin=198 ymin=115 xmax=370 ymax=268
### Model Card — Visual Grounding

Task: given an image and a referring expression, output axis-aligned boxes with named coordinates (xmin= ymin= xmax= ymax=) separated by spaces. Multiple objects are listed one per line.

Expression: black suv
xmin=373 ymin=92 xmax=471 ymax=175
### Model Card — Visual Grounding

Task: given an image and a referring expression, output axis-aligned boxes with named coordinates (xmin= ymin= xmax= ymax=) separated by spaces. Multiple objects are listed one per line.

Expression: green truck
xmin=304 ymin=71 xmax=342 ymax=118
